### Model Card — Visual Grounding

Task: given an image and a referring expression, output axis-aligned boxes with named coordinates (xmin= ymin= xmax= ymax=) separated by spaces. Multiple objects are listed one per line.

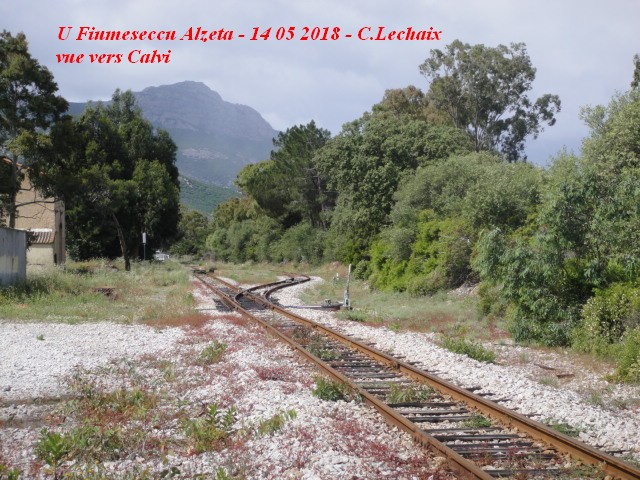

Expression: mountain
xmin=179 ymin=175 xmax=238 ymax=216
xmin=68 ymin=81 xmax=279 ymax=187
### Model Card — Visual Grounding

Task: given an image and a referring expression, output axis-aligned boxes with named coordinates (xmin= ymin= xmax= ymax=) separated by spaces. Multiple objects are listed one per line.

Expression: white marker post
xmin=343 ymin=263 xmax=351 ymax=309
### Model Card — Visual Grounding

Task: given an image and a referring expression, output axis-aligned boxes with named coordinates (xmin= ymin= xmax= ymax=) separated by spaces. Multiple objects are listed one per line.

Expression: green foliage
xmin=386 ymin=383 xmax=434 ymax=403
xmin=45 ymin=89 xmax=180 ymax=269
xmin=474 ymin=228 xmax=585 ymax=346
xmin=198 ymin=340 xmax=228 ymax=365
xmin=61 ymin=423 xmax=127 ymax=462
xmin=307 ymin=337 xmax=339 ymax=361
xmin=441 ymin=337 xmax=496 ymax=363
xmin=420 ymin=39 xmax=561 ymax=161
xmin=545 ymin=421 xmax=582 ymax=438
xmin=271 ymin=222 xmax=326 ymax=264
xmin=0 ymin=30 xmax=68 ymax=227
xmin=612 ymin=327 xmax=640 ymax=383
xmin=368 ymin=211 xmax=473 ymax=294
xmin=236 ymin=121 xmax=332 ymax=229
xmin=473 ymin=89 xmax=640 ymax=365
xmin=179 ymin=175 xmax=238 ymax=216
xmin=462 ymin=416 xmax=493 ymax=428
xmin=182 ymin=404 xmax=237 ymax=453
xmin=317 ymin=114 xmax=472 ymax=263
xmin=338 ymin=309 xmax=366 ymax=322
xmin=257 ymin=409 xmax=297 ymax=436
xmin=35 ymin=428 xmax=69 ymax=477
xmin=312 ymin=376 xmax=350 ymax=402
xmin=577 ymin=283 xmax=640 ymax=348
xmin=0 ymin=463 xmax=21 ymax=480
xmin=170 ymin=207 xmax=211 ymax=256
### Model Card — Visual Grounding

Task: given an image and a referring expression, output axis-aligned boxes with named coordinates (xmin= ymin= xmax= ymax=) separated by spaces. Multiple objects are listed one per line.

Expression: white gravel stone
xmin=0 ymin=321 xmax=185 ymax=401
xmin=0 ymin=277 xmax=445 ymax=479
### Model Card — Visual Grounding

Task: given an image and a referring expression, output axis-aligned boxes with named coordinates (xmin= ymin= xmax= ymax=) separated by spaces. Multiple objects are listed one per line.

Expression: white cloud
xmin=2 ymin=0 xmax=638 ymax=161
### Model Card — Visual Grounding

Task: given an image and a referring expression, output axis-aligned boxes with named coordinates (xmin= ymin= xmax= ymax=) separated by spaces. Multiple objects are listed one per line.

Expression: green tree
xmin=317 ymin=113 xmax=471 ymax=263
xmin=369 ymin=152 xmax=543 ymax=294
xmin=0 ymin=30 xmax=68 ymax=227
xmin=44 ymin=90 xmax=180 ymax=270
xmin=475 ymin=90 xmax=640 ymax=346
xmin=236 ymin=121 xmax=332 ymax=229
xmin=631 ymin=54 xmax=640 ymax=90
xmin=171 ymin=207 xmax=210 ymax=256
xmin=420 ymin=39 xmax=561 ymax=162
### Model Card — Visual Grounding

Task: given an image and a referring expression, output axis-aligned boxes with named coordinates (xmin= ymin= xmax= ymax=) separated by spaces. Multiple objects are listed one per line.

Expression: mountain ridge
xmin=67 ymin=81 xmax=278 ymax=187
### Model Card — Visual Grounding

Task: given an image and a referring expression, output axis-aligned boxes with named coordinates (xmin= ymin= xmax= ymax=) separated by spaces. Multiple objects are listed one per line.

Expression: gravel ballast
xmin=271 ymin=277 xmax=640 ymax=460
xmin=0 ymin=279 xmax=449 ymax=479
xmin=1 ymin=274 xmax=638 ymax=478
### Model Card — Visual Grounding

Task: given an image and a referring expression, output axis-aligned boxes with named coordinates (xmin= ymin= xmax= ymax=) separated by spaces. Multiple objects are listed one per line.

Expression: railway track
xmin=194 ymin=271 xmax=640 ymax=480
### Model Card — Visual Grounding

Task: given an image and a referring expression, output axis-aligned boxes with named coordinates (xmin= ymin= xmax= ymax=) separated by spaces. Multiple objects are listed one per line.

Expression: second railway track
xmin=195 ymin=271 xmax=640 ymax=480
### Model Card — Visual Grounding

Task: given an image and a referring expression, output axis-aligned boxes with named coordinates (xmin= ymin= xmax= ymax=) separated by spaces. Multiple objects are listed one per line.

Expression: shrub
xmin=257 ymin=410 xmax=297 ymax=436
xmin=182 ymin=404 xmax=237 ymax=453
xmin=612 ymin=327 xmax=640 ymax=383
xmin=312 ymin=376 xmax=350 ymax=401
xmin=35 ymin=429 xmax=69 ymax=478
xmin=199 ymin=340 xmax=228 ymax=365
xmin=579 ymin=283 xmax=640 ymax=346
xmin=272 ymin=222 xmax=326 ymax=264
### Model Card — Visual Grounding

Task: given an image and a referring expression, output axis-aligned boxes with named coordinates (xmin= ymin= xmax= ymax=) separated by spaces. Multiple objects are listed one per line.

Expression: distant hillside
xmin=68 ymin=81 xmax=278 ymax=186
xmin=179 ymin=175 xmax=239 ymax=216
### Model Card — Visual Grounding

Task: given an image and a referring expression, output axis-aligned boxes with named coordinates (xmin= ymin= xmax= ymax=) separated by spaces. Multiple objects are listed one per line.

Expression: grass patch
xmin=0 ymin=259 xmax=194 ymax=325
xmin=462 ymin=416 xmax=493 ymax=428
xmin=441 ymin=337 xmax=496 ymax=363
xmin=545 ymin=421 xmax=582 ymax=438
xmin=386 ymin=384 xmax=434 ymax=403
xmin=307 ymin=337 xmax=339 ymax=361
xmin=298 ymin=265 xmax=508 ymax=340
xmin=537 ymin=374 xmax=561 ymax=388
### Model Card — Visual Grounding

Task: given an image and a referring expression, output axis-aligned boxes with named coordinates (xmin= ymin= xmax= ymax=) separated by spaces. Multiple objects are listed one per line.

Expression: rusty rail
xmin=198 ymin=272 xmax=640 ymax=480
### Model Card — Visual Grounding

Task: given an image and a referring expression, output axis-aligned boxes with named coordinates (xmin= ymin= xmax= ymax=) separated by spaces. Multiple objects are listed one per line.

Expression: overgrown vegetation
xmin=198 ymin=46 xmax=640 ymax=381
xmin=545 ymin=421 xmax=582 ymax=438
xmin=462 ymin=416 xmax=493 ymax=429
xmin=441 ymin=337 xmax=497 ymax=363
xmin=0 ymin=260 xmax=194 ymax=324
xmin=182 ymin=404 xmax=237 ymax=454
xmin=386 ymin=384 xmax=434 ymax=403
xmin=256 ymin=409 xmax=297 ymax=436
xmin=198 ymin=340 xmax=228 ymax=365
xmin=312 ymin=376 xmax=351 ymax=402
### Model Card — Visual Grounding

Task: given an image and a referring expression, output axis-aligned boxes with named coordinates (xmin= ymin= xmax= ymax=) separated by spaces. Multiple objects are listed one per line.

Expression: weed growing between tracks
xmin=311 ymin=376 xmax=352 ymax=402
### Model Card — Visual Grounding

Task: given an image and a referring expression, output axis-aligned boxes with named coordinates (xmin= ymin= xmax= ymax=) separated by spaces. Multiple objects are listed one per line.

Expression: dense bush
xmin=272 ymin=222 xmax=326 ymax=264
xmin=614 ymin=327 xmax=640 ymax=383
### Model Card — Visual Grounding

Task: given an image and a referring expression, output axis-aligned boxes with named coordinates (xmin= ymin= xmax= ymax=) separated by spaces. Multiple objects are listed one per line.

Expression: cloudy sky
xmin=3 ymin=0 xmax=638 ymax=164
